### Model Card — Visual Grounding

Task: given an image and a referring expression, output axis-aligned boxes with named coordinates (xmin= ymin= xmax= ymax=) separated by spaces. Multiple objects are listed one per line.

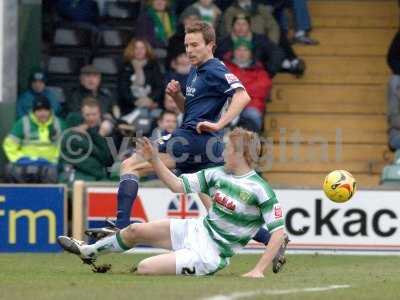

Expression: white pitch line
xmin=201 ymin=284 xmax=351 ymax=300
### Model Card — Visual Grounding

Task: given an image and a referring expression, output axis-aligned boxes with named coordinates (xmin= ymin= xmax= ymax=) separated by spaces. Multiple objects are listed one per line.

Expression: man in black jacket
xmin=65 ymin=65 xmax=116 ymax=118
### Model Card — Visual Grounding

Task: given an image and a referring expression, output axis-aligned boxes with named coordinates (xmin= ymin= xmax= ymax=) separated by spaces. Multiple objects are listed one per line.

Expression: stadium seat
xmin=96 ymin=29 xmax=133 ymax=55
xmin=46 ymin=56 xmax=84 ymax=86
xmin=50 ymin=26 xmax=93 ymax=61
xmin=381 ymin=164 xmax=400 ymax=183
xmin=91 ymin=56 xmax=121 ymax=83
xmin=394 ymin=150 xmax=400 ymax=165
xmin=102 ymin=1 xmax=140 ymax=30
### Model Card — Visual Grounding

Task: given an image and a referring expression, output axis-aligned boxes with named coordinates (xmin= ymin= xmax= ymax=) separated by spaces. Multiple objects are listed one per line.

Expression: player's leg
xmin=135 ymin=252 xmax=177 ymax=275
xmin=58 ymin=220 xmax=172 ymax=259
xmin=115 ymin=153 xmax=176 ymax=229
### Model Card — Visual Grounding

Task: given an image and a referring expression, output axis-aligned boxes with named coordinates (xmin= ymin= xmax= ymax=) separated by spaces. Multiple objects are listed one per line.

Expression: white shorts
xmin=170 ymin=218 xmax=229 ymax=276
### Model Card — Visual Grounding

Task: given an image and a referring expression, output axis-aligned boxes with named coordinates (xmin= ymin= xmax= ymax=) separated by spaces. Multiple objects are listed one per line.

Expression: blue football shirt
xmin=181 ymin=58 xmax=245 ymax=133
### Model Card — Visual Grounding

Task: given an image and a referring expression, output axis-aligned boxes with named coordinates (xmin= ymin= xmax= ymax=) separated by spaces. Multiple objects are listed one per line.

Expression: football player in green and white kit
xmin=57 ymin=128 xmax=286 ymax=278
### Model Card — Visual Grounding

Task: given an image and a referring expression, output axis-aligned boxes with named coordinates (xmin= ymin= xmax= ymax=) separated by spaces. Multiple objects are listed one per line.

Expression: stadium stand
xmin=35 ymin=0 xmax=399 ymax=189
xmin=102 ymin=1 xmax=141 ymax=30
xmin=263 ymin=0 xmax=398 ymax=188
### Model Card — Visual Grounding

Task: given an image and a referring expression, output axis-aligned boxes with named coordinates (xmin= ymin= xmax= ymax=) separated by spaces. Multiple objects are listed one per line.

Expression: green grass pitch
xmin=1 ymin=253 xmax=399 ymax=300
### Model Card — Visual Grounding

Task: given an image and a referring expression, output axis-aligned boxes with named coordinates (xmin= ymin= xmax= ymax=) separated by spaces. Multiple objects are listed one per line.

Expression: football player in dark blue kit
xmin=88 ymin=21 xmax=288 ymax=272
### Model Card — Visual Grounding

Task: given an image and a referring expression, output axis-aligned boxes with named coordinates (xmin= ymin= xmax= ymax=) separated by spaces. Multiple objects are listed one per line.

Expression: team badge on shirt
xmin=225 ymin=73 xmax=239 ymax=84
xmin=239 ymin=190 xmax=251 ymax=203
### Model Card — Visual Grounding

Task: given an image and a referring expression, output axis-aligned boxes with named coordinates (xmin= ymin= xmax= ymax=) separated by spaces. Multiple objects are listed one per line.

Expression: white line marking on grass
xmin=201 ymin=284 xmax=351 ymax=300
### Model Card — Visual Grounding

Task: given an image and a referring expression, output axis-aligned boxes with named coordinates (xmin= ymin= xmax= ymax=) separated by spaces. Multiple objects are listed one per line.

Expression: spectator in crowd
xmin=166 ymin=6 xmax=201 ymax=70
xmin=219 ymin=0 xmax=280 ymax=44
xmin=151 ymin=110 xmax=178 ymax=140
xmin=387 ymin=30 xmax=400 ymax=150
xmin=17 ymin=70 xmax=62 ymax=118
xmin=164 ymin=52 xmax=191 ymax=94
xmin=164 ymin=93 xmax=183 ymax=126
xmin=65 ymin=65 xmax=116 ymax=118
xmin=118 ymin=38 xmax=163 ymax=116
xmin=221 ymin=9 xmax=304 ymax=76
xmin=61 ymin=97 xmax=114 ymax=182
xmin=135 ymin=0 xmax=176 ymax=57
xmin=216 ymin=13 xmax=284 ymax=77
xmin=56 ymin=0 xmax=99 ymax=25
xmin=2 ymin=96 xmax=64 ymax=183
xmin=182 ymin=0 xmax=221 ymax=29
xmin=224 ymin=38 xmax=272 ymax=132
xmin=261 ymin=0 xmax=318 ymax=45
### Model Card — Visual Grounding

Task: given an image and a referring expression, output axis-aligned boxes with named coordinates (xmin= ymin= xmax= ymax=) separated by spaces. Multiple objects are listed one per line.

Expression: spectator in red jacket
xmin=224 ymin=38 xmax=272 ymax=132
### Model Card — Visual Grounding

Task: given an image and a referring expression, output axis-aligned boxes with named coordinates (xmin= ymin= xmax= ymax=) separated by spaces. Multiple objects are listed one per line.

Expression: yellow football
xmin=323 ymin=170 xmax=357 ymax=203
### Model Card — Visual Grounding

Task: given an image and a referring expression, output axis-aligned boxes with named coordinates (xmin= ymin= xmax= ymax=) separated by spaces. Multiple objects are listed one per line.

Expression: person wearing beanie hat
xmin=233 ymin=37 xmax=253 ymax=51
xmin=219 ymin=0 xmax=280 ymax=44
xmin=3 ymin=93 xmax=65 ymax=183
xmin=16 ymin=69 xmax=62 ymax=118
xmin=65 ymin=64 xmax=116 ymax=118
xmin=224 ymin=35 xmax=272 ymax=133
xmin=216 ymin=13 xmax=285 ymax=77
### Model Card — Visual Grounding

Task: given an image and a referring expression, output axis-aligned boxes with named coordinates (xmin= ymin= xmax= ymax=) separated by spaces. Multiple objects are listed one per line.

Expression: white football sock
xmin=80 ymin=232 xmax=131 ymax=257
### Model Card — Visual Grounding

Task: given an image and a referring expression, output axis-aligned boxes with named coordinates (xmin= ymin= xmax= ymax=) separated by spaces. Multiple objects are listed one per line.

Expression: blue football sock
xmin=253 ymin=227 xmax=271 ymax=245
xmin=115 ymin=174 xmax=139 ymax=229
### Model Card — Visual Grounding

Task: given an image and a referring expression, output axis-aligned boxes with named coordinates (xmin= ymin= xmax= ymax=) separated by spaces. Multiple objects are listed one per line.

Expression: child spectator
xmin=3 ymin=96 xmax=65 ymax=183
xmin=164 ymin=53 xmax=191 ymax=94
xmin=151 ymin=110 xmax=178 ymax=140
xmin=224 ymin=38 xmax=272 ymax=132
xmin=17 ymin=70 xmax=62 ymax=118
xmin=164 ymin=93 xmax=183 ymax=126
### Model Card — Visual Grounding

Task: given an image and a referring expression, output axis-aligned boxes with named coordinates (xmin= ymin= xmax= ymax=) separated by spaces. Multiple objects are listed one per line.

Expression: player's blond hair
xmin=228 ymin=128 xmax=261 ymax=168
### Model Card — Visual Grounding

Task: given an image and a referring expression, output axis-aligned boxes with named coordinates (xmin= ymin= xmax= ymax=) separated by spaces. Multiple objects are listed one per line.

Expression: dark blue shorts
xmin=157 ymin=128 xmax=224 ymax=174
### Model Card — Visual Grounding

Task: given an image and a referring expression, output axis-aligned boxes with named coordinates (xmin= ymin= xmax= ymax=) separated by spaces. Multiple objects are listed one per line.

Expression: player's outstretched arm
xmin=196 ymin=89 xmax=251 ymax=133
xmin=136 ymin=137 xmax=185 ymax=193
xmin=242 ymin=228 xmax=285 ymax=278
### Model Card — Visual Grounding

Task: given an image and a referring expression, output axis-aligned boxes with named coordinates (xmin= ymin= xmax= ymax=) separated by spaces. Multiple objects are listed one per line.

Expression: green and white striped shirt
xmin=180 ymin=166 xmax=285 ymax=257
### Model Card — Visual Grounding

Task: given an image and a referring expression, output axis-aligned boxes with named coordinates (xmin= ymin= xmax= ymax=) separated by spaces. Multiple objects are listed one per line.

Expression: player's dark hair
xmin=185 ymin=21 xmax=216 ymax=46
